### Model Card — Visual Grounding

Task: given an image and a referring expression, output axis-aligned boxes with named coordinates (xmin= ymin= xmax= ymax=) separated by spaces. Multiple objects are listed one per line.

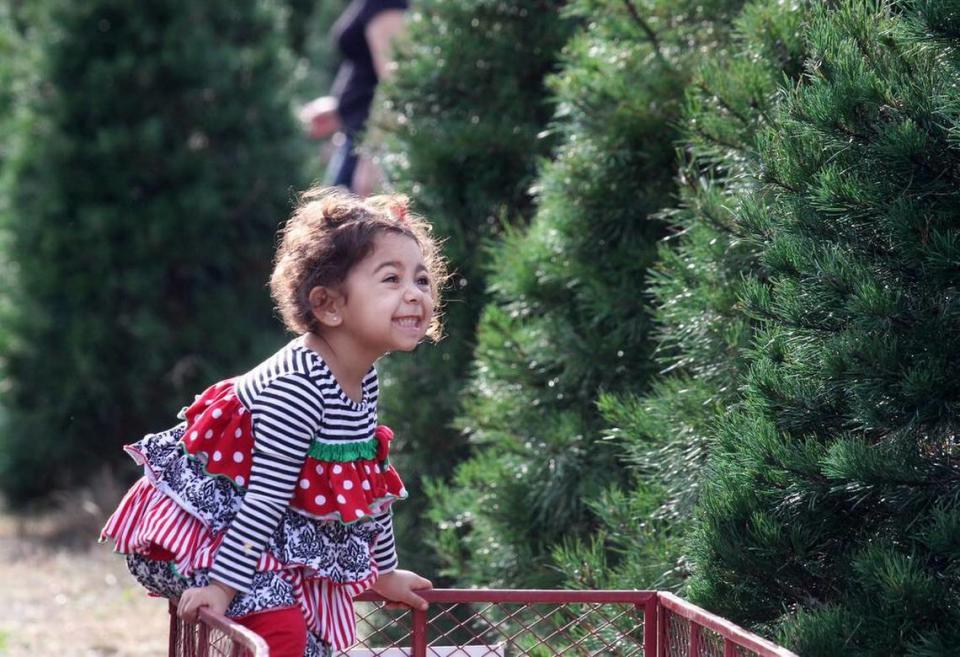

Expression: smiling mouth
xmin=393 ymin=317 xmax=422 ymax=329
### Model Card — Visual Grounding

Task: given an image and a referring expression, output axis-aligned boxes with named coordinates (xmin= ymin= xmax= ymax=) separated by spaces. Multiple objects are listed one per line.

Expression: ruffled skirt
xmin=101 ymin=422 xmax=391 ymax=651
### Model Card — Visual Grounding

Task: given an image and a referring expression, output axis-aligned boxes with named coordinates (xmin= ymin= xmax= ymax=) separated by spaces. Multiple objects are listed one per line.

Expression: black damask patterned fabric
xmin=126 ymin=554 xmax=331 ymax=657
xmin=130 ymin=427 xmax=382 ymax=584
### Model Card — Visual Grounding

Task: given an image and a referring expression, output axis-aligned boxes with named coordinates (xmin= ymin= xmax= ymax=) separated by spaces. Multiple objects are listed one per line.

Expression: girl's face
xmin=337 ymin=232 xmax=434 ymax=357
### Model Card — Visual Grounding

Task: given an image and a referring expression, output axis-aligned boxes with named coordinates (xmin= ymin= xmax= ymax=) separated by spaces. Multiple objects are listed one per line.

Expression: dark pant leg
xmin=326 ymin=133 xmax=358 ymax=191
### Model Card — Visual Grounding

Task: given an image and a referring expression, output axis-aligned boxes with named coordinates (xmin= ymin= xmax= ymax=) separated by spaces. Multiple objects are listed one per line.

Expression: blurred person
xmin=300 ymin=0 xmax=408 ymax=197
xmin=101 ymin=188 xmax=447 ymax=657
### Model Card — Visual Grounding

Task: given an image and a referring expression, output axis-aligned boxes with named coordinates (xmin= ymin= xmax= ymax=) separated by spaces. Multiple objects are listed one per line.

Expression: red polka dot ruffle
xmin=180 ymin=380 xmax=406 ymax=523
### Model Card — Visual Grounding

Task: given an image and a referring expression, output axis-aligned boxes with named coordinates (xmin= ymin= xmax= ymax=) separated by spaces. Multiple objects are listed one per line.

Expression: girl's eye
xmin=417 ymin=276 xmax=431 ymax=287
xmin=383 ymin=274 xmax=399 ymax=283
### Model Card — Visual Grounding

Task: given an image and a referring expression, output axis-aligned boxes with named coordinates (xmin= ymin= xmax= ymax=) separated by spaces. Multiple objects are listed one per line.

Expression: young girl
xmin=100 ymin=187 xmax=445 ymax=657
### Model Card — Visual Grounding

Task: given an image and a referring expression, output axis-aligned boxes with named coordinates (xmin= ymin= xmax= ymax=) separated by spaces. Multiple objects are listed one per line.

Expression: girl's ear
xmin=309 ymin=286 xmax=344 ymax=328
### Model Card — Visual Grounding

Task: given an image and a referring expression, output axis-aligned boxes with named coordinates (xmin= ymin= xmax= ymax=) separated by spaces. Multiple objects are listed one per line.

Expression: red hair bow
xmin=389 ymin=200 xmax=409 ymax=225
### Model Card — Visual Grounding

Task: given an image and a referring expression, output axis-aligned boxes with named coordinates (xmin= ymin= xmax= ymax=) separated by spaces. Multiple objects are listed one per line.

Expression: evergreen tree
xmin=0 ymin=1 xmax=49 ymax=215
xmin=554 ymin=0 xmax=811 ymax=591
xmin=287 ymin=0 xmax=350 ymax=183
xmin=280 ymin=0 xmax=317 ymax=59
xmin=367 ymin=1 xmax=575 ymax=575
xmin=687 ymin=2 xmax=960 ymax=654
xmin=0 ymin=0 xmax=305 ymax=504
xmin=0 ymin=2 xmax=35 ymax=172
xmin=0 ymin=0 xmax=44 ymax=430
xmin=427 ymin=0 xmax=744 ymax=588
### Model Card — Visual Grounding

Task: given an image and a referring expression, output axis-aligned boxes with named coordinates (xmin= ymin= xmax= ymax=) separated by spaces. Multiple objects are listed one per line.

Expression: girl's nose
xmin=403 ymin=283 xmax=423 ymax=303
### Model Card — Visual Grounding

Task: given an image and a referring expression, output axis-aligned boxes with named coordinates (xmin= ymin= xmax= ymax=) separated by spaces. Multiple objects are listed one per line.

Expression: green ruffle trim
xmin=307 ymin=438 xmax=378 ymax=462
xmin=172 ymin=437 xmax=386 ymax=493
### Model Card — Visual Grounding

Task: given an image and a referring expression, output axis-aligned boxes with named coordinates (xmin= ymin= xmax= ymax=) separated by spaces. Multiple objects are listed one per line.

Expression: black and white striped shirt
xmin=210 ymin=336 xmax=398 ymax=592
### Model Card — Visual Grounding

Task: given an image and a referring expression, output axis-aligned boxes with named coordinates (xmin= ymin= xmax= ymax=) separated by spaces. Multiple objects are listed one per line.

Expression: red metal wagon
xmin=169 ymin=589 xmax=799 ymax=657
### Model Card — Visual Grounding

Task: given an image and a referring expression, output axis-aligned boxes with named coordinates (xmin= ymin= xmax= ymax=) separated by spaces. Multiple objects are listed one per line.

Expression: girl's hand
xmin=177 ymin=581 xmax=237 ymax=622
xmin=371 ymin=569 xmax=433 ymax=611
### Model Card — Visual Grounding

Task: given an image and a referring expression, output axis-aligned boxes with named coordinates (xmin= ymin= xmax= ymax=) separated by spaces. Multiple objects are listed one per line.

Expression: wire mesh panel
xmin=663 ymin=609 xmax=738 ymax=657
xmin=657 ymin=593 xmax=798 ymax=657
xmin=343 ymin=591 xmax=799 ymax=657
xmin=164 ymin=590 xmax=798 ymax=657
xmin=663 ymin=612 xmax=693 ymax=657
xmin=346 ymin=590 xmax=656 ymax=657
xmin=168 ymin=602 xmax=268 ymax=657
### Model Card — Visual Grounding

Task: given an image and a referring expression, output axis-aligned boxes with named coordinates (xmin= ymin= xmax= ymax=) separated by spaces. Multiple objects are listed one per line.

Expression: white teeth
xmin=394 ymin=318 xmax=420 ymax=327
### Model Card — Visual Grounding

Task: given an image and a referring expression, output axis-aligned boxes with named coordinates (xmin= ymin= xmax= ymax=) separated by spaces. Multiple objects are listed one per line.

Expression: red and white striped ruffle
xmin=100 ymin=478 xmax=375 ymax=649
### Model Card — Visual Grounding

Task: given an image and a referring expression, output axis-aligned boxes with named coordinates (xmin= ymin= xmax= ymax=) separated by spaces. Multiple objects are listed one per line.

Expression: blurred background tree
xmin=425 ymin=0 xmax=746 ymax=589
xmin=368 ymin=0 xmax=576 ymax=577
xmin=0 ymin=2 xmax=39 ymax=173
xmin=0 ymin=0 xmax=307 ymax=504
xmin=686 ymin=2 xmax=960 ymax=654
xmin=285 ymin=0 xmax=349 ymax=182
xmin=288 ymin=0 xmax=350 ymax=99
xmin=0 ymin=1 xmax=44 ymax=386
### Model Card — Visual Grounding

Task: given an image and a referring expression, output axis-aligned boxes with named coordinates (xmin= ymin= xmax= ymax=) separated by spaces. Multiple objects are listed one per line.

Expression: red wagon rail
xmin=169 ymin=589 xmax=799 ymax=657
xmin=168 ymin=602 xmax=269 ymax=657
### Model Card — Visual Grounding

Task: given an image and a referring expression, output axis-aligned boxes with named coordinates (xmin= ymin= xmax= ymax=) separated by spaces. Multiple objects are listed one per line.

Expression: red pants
xmin=235 ymin=606 xmax=307 ymax=657
xmin=142 ymin=547 xmax=308 ymax=656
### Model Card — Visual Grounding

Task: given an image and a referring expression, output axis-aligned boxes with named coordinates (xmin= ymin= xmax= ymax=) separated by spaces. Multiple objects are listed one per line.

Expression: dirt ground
xmin=0 ymin=502 xmax=169 ymax=657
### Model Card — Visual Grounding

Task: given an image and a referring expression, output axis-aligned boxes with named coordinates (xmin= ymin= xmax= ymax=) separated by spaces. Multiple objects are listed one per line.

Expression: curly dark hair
xmin=270 ymin=185 xmax=447 ymax=339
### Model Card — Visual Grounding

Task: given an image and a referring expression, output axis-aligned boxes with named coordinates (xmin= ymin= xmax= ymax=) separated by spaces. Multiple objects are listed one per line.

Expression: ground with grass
xmin=0 ymin=498 xmax=168 ymax=657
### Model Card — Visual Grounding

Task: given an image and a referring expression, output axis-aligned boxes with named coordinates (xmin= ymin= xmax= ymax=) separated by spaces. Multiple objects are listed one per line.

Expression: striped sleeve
xmin=372 ymin=509 xmax=398 ymax=573
xmin=210 ymin=373 xmax=323 ymax=592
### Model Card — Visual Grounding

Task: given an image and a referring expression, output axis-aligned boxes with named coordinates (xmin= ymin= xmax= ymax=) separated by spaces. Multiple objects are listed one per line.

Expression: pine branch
xmin=621 ymin=0 xmax=669 ymax=67
xmin=691 ymin=125 xmax=744 ymax=154
xmin=764 ymin=174 xmax=803 ymax=195
xmin=829 ymin=120 xmax=873 ymax=145
xmin=753 ymin=97 xmax=775 ymax=129
xmin=700 ymin=204 xmax=749 ymax=240
xmin=698 ymin=81 xmax=752 ymax=127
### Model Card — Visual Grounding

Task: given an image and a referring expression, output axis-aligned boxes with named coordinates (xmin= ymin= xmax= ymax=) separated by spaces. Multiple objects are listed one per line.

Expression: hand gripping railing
xmin=168 ymin=601 xmax=269 ymax=657
xmin=168 ymin=590 xmax=799 ymax=657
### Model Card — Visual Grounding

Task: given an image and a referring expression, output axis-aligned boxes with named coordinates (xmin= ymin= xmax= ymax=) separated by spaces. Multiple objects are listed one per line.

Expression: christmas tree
xmin=0 ymin=2 xmax=44 ymax=426
xmin=368 ymin=0 xmax=575 ymax=574
xmin=554 ymin=0 xmax=812 ymax=592
xmin=688 ymin=2 xmax=960 ymax=653
xmin=428 ymin=0 xmax=745 ymax=588
xmin=0 ymin=0 xmax=305 ymax=503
